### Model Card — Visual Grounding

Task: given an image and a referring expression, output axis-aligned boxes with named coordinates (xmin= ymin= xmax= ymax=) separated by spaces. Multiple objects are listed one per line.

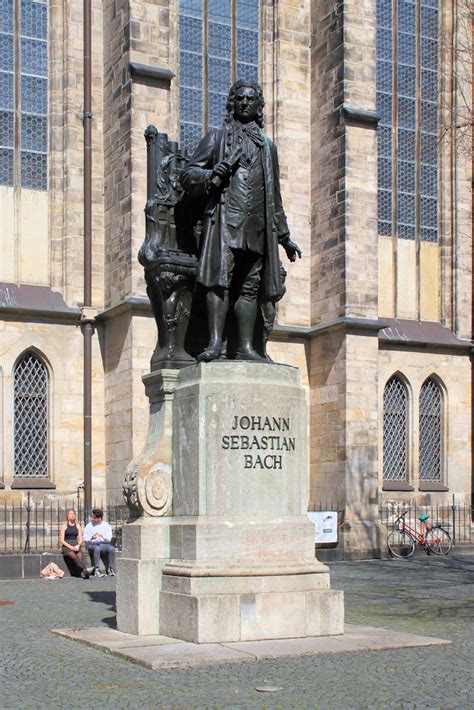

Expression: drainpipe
xmin=82 ymin=0 xmax=93 ymax=518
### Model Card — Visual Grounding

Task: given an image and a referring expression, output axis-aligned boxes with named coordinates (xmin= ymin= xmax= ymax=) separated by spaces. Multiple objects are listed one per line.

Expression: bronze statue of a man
xmin=180 ymin=80 xmax=301 ymax=362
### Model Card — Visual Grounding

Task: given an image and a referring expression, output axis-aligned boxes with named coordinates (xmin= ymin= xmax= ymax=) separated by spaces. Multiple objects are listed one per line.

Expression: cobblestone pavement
xmin=1 ymin=554 xmax=473 ymax=709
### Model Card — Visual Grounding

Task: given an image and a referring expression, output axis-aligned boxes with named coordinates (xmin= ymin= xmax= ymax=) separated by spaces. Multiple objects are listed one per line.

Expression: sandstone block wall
xmin=0 ymin=320 xmax=105 ymax=498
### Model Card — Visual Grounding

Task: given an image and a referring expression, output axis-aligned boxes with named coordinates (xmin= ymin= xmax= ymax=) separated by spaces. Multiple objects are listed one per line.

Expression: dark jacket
xmin=179 ymin=122 xmax=290 ymax=301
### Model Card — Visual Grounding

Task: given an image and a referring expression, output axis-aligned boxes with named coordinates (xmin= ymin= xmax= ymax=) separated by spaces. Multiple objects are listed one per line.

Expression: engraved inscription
xmin=221 ymin=415 xmax=295 ymax=469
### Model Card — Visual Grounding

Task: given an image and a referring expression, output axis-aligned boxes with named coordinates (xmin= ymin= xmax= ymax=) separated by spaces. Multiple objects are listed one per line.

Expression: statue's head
xmin=225 ymin=80 xmax=264 ymax=127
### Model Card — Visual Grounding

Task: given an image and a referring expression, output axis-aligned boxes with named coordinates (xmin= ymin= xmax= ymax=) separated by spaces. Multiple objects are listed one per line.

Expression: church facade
xmin=0 ymin=0 xmax=471 ymax=557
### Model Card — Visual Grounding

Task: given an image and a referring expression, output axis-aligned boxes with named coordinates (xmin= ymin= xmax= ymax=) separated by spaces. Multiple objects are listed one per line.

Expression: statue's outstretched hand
xmin=282 ymin=238 xmax=302 ymax=262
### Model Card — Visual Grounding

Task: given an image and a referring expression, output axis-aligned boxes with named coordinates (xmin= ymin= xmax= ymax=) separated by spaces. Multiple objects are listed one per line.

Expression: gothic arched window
xmin=13 ymin=351 xmax=49 ymax=479
xmin=383 ymin=375 xmax=409 ymax=481
xmin=419 ymin=377 xmax=443 ymax=482
xmin=179 ymin=0 xmax=260 ymax=150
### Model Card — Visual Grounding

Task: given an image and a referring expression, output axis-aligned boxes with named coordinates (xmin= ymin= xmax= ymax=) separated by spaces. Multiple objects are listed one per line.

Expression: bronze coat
xmin=179 ymin=123 xmax=290 ymax=301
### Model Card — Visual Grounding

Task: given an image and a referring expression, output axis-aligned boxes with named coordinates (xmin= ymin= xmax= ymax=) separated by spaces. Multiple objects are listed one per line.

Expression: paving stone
xmin=0 ymin=556 xmax=473 ymax=709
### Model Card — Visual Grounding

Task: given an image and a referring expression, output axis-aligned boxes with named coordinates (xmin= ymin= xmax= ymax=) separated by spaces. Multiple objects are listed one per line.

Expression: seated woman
xmin=60 ymin=509 xmax=94 ymax=579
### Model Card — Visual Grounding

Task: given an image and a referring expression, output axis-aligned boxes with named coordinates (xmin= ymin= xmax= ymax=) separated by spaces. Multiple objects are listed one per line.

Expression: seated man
xmin=83 ymin=508 xmax=116 ymax=577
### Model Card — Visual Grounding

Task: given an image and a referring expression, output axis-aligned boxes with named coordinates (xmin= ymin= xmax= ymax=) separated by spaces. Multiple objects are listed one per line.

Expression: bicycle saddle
xmin=418 ymin=514 xmax=429 ymax=522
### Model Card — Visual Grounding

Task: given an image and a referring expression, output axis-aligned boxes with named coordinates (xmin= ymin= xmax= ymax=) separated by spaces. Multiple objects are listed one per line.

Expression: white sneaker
xmin=107 ymin=568 xmax=116 ymax=577
xmin=93 ymin=568 xmax=105 ymax=578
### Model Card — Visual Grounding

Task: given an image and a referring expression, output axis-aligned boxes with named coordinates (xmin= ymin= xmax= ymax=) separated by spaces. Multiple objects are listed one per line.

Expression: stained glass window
xmin=0 ymin=0 xmax=48 ymax=190
xmin=376 ymin=0 xmax=439 ymax=242
xmin=179 ymin=0 xmax=260 ymax=151
xmin=14 ymin=351 xmax=49 ymax=479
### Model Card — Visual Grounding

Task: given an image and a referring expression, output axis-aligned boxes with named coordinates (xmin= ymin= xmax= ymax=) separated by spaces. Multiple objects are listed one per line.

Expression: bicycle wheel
xmin=425 ymin=527 xmax=452 ymax=555
xmin=387 ymin=530 xmax=416 ymax=559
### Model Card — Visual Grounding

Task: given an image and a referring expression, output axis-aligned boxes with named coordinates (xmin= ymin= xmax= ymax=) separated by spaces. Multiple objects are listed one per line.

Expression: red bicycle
xmin=387 ymin=511 xmax=452 ymax=559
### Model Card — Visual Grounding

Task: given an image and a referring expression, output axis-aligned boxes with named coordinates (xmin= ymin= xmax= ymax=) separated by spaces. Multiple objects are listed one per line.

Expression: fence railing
xmin=309 ymin=497 xmax=472 ymax=545
xmin=0 ymin=493 xmax=130 ymax=554
xmin=380 ymin=499 xmax=472 ymax=545
xmin=1 ymin=495 xmax=472 ymax=554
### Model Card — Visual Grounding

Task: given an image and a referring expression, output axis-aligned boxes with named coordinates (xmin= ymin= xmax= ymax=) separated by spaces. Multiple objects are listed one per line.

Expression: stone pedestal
xmin=117 ymin=362 xmax=344 ymax=641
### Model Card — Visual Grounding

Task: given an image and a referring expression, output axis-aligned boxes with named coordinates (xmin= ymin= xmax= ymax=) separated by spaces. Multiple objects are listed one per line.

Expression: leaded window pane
xmin=378 ymin=157 xmax=392 ymax=190
xmin=20 ymin=150 xmax=47 ymax=190
xmin=20 ymin=37 xmax=47 ymax=77
xmin=420 ymin=131 xmax=437 ymax=164
xmin=419 ymin=378 xmax=442 ymax=481
xmin=398 ymin=65 xmax=416 ymax=98
xmin=377 ymin=0 xmax=439 ymax=242
xmin=20 ymin=0 xmax=47 ymax=40
xmin=180 ymin=0 xmax=201 ymax=18
xmin=0 ymin=0 xmax=48 ymax=189
xmin=377 ymin=93 xmax=392 ymax=125
xmin=377 ymin=0 xmax=393 ymax=28
xmin=0 ymin=0 xmax=14 ymax=35
xmin=237 ymin=0 xmax=259 ymax=29
xmin=398 ymin=31 xmax=416 ymax=66
xmin=398 ymin=0 xmax=416 ymax=33
xmin=209 ymin=0 xmax=231 ymax=23
xmin=0 ymin=32 xmax=14 ymax=68
xmin=0 ymin=70 xmax=14 ymax=110
xmin=420 ymin=5 xmax=438 ymax=38
xmin=179 ymin=0 xmax=260 ymax=152
xmin=377 ymin=61 xmax=392 ymax=93
xmin=179 ymin=121 xmax=202 ymax=152
xmin=378 ymin=125 xmax=392 ymax=156
xmin=383 ymin=377 xmax=408 ymax=481
xmin=398 ymin=159 xmax=416 ymax=193
xmin=377 ymin=28 xmax=392 ymax=60
xmin=208 ymin=91 xmax=227 ymax=128
xmin=208 ymin=22 xmax=231 ymax=59
xmin=378 ymin=188 xmax=392 ymax=225
xmin=14 ymin=352 xmax=49 ymax=479
xmin=0 ymin=109 xmax=13 ymax=145
xmin=0 ymin=146 xmax=13 ymax=184
xmin=208 ymin=56 xmax=231 ymax=93
xmin=236 ymin=61 xmax=258 ymax=83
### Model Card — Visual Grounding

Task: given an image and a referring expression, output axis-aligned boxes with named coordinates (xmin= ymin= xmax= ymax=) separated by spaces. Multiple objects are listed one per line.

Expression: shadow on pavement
xmin=84 ymin=590 xmax=116 ymax=611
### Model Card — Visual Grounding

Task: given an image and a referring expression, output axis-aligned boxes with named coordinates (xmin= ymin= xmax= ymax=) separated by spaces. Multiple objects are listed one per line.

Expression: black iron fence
xmin=381 ymin=498 xmax=472 ymax=545
xmin=0 ymin=493 xmax=130 ymax=554
xmin=1 ymin=494 xmax=471 ymax=554
xmin=309 ymin=496 xmax=472 ymax=545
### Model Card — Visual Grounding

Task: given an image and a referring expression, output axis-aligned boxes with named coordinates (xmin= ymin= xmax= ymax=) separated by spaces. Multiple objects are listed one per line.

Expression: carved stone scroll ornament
xmin=123 ymin=458 xmax=172 ymax=517
xmin=123 ymin=370 xmax=178 ymax=517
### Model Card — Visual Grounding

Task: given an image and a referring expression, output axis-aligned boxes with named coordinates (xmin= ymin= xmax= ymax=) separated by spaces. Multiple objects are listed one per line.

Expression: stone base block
xmin=116 ymin=517 xmax=174 ymax=636
xmin=116 ymin=558 xmax=165 ymax=635
xmin=159 ymin=585 xmax=344 ymax=643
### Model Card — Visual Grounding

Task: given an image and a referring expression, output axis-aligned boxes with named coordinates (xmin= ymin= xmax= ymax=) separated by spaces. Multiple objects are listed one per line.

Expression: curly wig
xmin=224 ymin=80 xmax=265 ymax=128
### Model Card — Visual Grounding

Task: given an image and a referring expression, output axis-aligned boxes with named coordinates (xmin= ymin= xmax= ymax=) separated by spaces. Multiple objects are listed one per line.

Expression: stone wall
xmin=0 ymin=320 xmax=105 ymax=499
xmin=379 ymin=346 xmax=472 ymax=503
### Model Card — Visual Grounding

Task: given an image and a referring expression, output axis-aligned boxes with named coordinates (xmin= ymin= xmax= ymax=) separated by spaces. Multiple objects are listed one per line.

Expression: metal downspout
xmin=82 ymin=0 xmax=93 ymax=516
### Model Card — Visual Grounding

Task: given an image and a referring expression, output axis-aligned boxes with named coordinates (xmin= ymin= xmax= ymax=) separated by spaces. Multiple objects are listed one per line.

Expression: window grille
xmin=13 ymin=351 xmax=49 ymax=478
xmin=376 ymin=0 xmax=439 ymax=242
xmin=0 ymin=0 xmax=48 ymax=190
xmin=419 ymin=377 xmax=442 ymax=481
xmin=383 ymin=376 xmax=408 ymax=480
xmin=179 ymin=0 xmax=260 ymax=151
